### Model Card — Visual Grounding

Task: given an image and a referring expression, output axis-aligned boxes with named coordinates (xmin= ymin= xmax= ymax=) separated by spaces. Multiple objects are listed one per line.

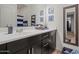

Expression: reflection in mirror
xmin=64 ymin=5 xmax=78 ymax=46
xmin=66 ymin=12 xmax=76 ymax=44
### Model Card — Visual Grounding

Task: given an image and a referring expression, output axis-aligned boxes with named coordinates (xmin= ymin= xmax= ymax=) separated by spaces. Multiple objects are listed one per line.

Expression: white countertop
xmin=0 ymin=27 xmax=56 ymax=45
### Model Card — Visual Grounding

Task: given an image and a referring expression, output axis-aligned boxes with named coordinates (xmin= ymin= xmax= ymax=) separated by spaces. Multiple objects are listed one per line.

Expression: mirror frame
xmin=63 ymin=4 xmax=78 ymax=46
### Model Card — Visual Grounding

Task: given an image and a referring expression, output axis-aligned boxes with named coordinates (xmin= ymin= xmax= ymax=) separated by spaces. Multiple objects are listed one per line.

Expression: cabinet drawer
xmin=41 ymin=32 xmax=50 ymax=39
xmin=7 ymin=38 xmax=28 ymax=54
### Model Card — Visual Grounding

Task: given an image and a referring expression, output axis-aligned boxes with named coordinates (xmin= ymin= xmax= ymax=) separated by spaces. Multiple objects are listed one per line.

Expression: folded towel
xmin=70 ymin=50 xmax=79 ymax=54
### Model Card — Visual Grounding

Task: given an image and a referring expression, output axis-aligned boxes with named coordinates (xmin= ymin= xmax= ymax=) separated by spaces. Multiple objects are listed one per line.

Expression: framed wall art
xmin=48 ymin=8 xmax=54 ymax=21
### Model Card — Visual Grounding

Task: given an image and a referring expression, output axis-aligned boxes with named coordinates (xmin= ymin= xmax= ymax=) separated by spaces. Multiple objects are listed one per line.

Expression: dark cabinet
xmin=0 ymin=30 xmax=56 ymax=54
xmin=0 ymin=44 xmax=7 ymax=54
xmin=7 ymin=38 xmax=28 ymax=54
xmin=41 ymin=33 xmax=50 ymax=54
xmin=27 ymin=35 xmax=41 ymax=47
xmin=15 ymin=48 xmax=28 ymax=54
xmin=32 ymin=30 xmax=56 ymax=54
xmin=49 ymin=31 xmax=56 ymax=50
xmin=27 ymin=35 xmax=41 ymax=54
xmin=41 ymin=30 xmax=56 ymax=54
xmin=33 ymin=47 xmax=41 ymax=54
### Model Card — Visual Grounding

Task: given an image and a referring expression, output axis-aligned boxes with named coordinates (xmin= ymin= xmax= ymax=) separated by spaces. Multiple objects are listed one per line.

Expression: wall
xmin=0 ymin=4 xmax=17 ymax=27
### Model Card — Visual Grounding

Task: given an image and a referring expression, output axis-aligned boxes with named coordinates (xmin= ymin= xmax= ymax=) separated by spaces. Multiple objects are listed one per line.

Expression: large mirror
xmin=63 ymin=5 xmax=78 ymax=46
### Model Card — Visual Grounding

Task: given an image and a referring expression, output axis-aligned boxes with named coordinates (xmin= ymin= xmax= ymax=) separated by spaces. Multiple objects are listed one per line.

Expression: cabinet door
xmin=49 ymin=31 xmax=56 ymax=50
xmin=0 ymin=44 xmax=7 ymax=54
xmin=32 ymin=47 xmax=41 ymax=54
xmin=7 ymin=38 xmax=28 ymax=54
xmin=15 ymin=48 xmax=28 ymax=54
xmin=27 ymin=35 xmax=41 ymax=54
xmin=27 ymin=35 xmax=41 ymax=47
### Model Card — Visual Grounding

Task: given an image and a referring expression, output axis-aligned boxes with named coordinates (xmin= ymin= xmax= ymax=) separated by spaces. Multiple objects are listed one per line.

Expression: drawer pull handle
xmin=44 ymin=35 xmax=48 ymax=37
xmin=43 ymin=43 xmax=48 ymax=47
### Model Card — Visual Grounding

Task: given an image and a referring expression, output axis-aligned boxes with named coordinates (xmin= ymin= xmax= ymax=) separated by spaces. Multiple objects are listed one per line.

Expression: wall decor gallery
xmin=39 ymin=7 xmax=54 ymax=23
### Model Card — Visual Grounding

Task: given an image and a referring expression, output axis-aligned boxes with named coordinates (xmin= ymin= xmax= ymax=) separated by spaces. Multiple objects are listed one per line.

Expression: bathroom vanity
xmin=0 ymin=28 xmax=56 ymax=54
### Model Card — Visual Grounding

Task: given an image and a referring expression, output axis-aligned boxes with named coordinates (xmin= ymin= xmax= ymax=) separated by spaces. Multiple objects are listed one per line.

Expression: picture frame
xmin=48 ymin=8 xmax=54 ymax=14
xmin=40 ymin=17 xmax=44 ymax=22
xmin=48 ymin=8 xmax=54 ymax=21
xmin=40 ymin=10 xmax=44 ymax=16
xmin=39 ymin=10 xmax=44 ymax=22
xmin=48 ymin=15 xmax=54 ymax=21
